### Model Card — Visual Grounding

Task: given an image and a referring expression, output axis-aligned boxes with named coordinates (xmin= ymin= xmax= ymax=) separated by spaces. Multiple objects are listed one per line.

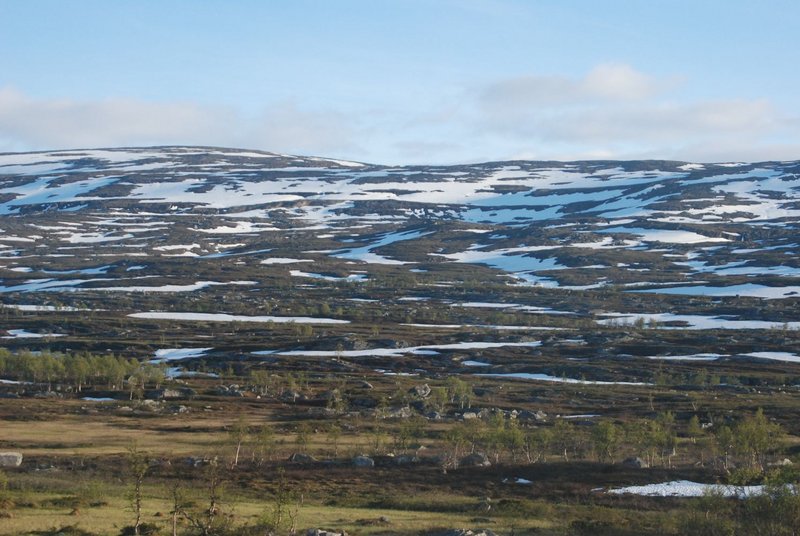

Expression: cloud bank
xmin=0 ymin=88 xmax=359 ymax=158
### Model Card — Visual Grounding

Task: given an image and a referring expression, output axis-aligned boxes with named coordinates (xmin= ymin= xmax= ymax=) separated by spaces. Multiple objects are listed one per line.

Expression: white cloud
xmin=480 ymin=62 xmax=662 ymax=112
xmin=0 ymin=87 xmax=233 ymax=150
xmin=0 ymin=87 xmax=358 ymax=157
xmin=473 ymin=64 xmax=799 ymax=162
xmin=583 ymin=63 xmax=662 ymax=100
xmin=1 ymin=61 xmax=798 ymax=165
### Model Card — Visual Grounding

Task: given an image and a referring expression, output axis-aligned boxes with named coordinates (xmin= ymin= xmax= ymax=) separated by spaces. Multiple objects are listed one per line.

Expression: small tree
xmin=182 ymin=459 xmax=229 ymax=536
xmin=326 ymin=423 xmax=342 ymax=457
xmin=446 ymin=377 xmax=473 ymax=409
xmin=734 ymin=408 xmax=782 ymax=471
xmin=688 ymin=415 xmax=704 ymax=444
xmin=592 ymin=420 xmax=621 ymax=463
xmin=228 ymin=417 xmax=249 ymax=468
xmin=714 ymin=424 xmax=736 ymax=472
xmin=552 ymin=419 xmax=575 ymax=462
xmin=294 ymin=423 xmax=311 ymax=453
xmin=126 ymin=443 xmax=150 ymax=536
xmin=258 ymin=467 xmax=301 ymax=535
xmin=253 ymin=425 xmax=276 ymax=466
xmin=522 ymin=427 xmax=551 ymax=464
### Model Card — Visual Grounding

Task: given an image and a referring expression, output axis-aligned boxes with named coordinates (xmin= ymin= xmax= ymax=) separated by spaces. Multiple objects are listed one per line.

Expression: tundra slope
xmin=0 ymin=146 xmax=798 ymax=377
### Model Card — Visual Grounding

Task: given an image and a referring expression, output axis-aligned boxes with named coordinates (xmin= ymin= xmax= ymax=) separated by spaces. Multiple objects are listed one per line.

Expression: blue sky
xmin=1 ymin=0 xmax=798 ymax=163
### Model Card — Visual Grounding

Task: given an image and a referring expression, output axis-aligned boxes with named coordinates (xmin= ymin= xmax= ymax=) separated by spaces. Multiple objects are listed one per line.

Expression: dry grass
xmin=0 ymin=494 xmax=556 ymax=535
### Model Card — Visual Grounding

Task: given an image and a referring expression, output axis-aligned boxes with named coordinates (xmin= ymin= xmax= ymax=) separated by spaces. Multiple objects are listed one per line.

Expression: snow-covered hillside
xmin=0 ymin=146 xmax=797 ymax=295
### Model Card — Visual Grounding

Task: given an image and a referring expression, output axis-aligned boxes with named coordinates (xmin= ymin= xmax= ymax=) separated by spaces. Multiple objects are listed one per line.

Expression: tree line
xmin=0 ymin=348 xmax=166 ymax=396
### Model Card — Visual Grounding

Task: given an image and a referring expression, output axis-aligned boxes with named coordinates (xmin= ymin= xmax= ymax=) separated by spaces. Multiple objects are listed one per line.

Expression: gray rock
xmin=215 ymin=385 xmax=244 ymax=397
xmin=410 ymin=384 xmax=432 ymax=399
xmin=385 ymin=406 xmax=413 ymax=419
xmin=0 ymin=451 xmax=22 ymax=467
xmin=394 ymin=454 xmax=419 ymax=465
xmin=307 ymin=407 xmax=337 ymax=418
xmin=352 ymin=455 xmax=375 ymax=468
xmin=459 ymin=452 xmax=491 ymax=468
xmin=518 ymin=409 xmax=548 ymax=422
xmin=350 ymin=397 xmax=377 ymax=408
xmin=146 ymin=388 xmax=187 ymax=400
xmin=307 ymin=530 xmax=347 ymax=536
xmin=280 ymin=390 xmax=303 ymax=402
xmin=621 ymin=456 xmax=649 ymax=469
xmin=432 ymin=530 xmax=497 ymax=536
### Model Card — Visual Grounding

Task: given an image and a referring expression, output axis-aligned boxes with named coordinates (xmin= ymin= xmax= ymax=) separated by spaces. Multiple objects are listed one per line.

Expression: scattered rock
xmin=459 ymin=452 xmax=491 ymax=468
xmin=0 ymin=451 xmax=22 ymax=467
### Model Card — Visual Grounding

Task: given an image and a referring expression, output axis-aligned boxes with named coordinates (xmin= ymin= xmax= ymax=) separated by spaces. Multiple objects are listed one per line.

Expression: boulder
xmin=459 ymin=452 xmax=491 ymax=468
xmin=280 ymin=390 xmax=303 ymax=402
xmin=0 ymin=451 xmax=22 ymax=467
xmin=215 ymin=385 xmax=244 ymax=397
xmin=288 ymin=453 xmax=317 ymax=464
xmin=307 ymin=530 xmax=347 ymax=536
xmin=385 ymin=406 xmax=413 ymax=419
xmin=350 ymin=397 xmax=377 ymax=408
xmin=410 ymin=384 xmax=432 ymax=399
xmin=621 ymin=456 xmax=649 ymax=469
xmin=394 ymin=455 xmax=419 ymax=466
xmin=518 ymin=410 xmax=548 ymax=422
xmin=352 ymin=455 xmax=375 ymax=468
xmin=146 ymin=388 xmax=187 ymax=400
xmin=307 ymin=407 xmax=337 ymax=418
xmin=430 ymin=530 xmax=497 ymax=536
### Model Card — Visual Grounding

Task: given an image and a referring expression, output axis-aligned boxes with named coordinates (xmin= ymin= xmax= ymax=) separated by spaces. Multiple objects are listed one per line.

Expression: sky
xmin=1 ymin=0 xmax=799 ymax=164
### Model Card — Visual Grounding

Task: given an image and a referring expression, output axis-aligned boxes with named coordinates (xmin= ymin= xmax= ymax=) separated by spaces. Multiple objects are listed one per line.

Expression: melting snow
xmin=478 ymin=373 xmax=650 ymax=385
xmin=130 ymin=311 xmax=349 ymax=324
xmin=152 ymin=347 xmax=213 ymax=362
xmin=746 ymin=352 xmax=800 ymax=363
xmin=607 ymin=480 xmax=766 ymax=498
